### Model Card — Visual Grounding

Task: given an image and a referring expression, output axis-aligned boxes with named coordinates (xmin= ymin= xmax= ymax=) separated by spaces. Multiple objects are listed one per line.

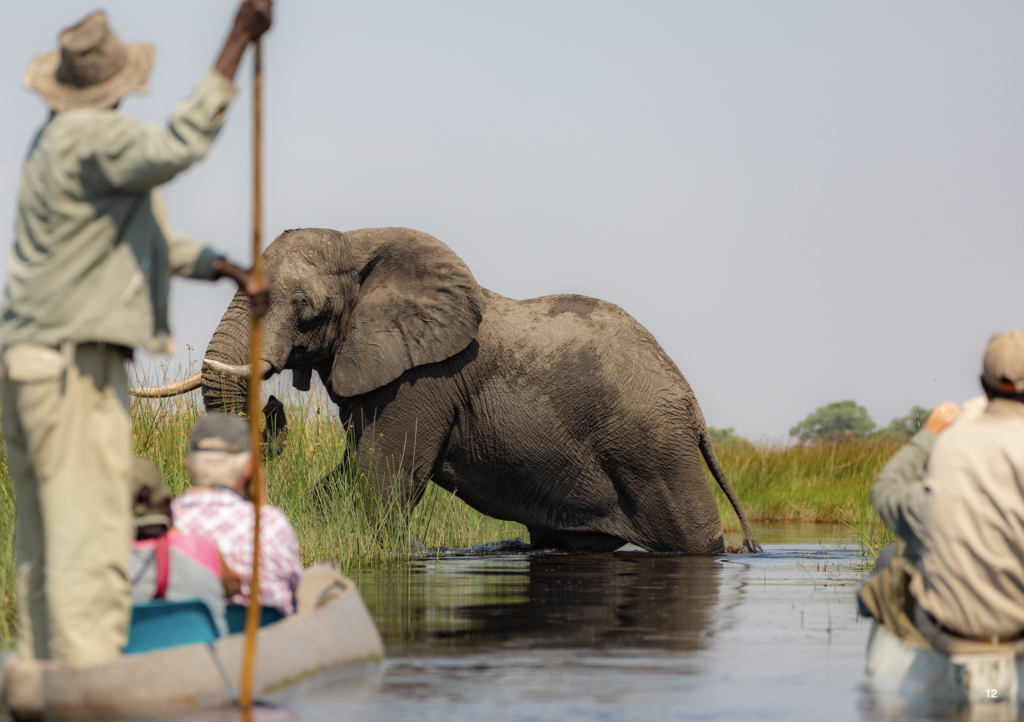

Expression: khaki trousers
xmin=1 ymin=342 xmax=132 ymax=666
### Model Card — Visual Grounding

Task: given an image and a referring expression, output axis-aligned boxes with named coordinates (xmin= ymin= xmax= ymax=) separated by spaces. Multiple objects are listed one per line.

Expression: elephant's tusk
xmin=128 ymin=359 xmax=273 ymax=398
xmin=129 ymin=371 xmax=202 ymax=398
xmin=203 ymin=358 xmax=273 ymax=379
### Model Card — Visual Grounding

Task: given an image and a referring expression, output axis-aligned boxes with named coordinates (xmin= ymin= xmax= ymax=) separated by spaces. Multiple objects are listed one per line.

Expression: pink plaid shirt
xmin=172 ymin=488 xmax=302 ymax=615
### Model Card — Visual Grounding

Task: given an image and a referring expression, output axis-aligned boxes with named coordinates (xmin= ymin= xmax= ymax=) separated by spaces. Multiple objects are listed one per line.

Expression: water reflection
xmin=356 ymin=552 xmax=721 ymax=654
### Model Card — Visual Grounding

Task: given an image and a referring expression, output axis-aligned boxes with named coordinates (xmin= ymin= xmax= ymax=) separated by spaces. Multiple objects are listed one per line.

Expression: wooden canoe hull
xmin=866 ymin=621 xmax=1024 ymax=705
xmin=2 ymin=575 xmax=384 ymax=718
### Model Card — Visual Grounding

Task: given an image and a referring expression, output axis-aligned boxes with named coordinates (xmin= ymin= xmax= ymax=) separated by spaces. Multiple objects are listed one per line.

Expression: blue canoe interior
xmin=125 ymin=600 xmax=284 ymax=655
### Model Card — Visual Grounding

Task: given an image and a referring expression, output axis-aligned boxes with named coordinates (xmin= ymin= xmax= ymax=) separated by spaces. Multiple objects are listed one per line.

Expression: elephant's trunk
xmin=202 ymin=292 xmax=258 ymax=415
xmin=201 ymin=292 xmax=290 ymax=455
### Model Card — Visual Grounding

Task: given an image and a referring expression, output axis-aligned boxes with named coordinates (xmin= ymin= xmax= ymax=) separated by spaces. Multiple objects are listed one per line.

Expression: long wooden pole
xmin=239 ymin=37 xmax=264 ymax=711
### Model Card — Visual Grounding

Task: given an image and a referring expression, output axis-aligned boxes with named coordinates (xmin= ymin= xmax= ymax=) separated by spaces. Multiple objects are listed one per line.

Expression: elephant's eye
xmin=292 ymin=294 xmax=316 ymax=322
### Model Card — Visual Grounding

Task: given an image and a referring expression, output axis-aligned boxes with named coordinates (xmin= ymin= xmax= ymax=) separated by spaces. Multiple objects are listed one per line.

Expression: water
xmin=314 ymin=523 xmax=873 ymax=722
xmin=3 ymin=524 xmax=1006 ymax=720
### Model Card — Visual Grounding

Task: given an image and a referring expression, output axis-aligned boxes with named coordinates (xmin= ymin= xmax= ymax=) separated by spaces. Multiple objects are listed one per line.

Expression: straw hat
xmin=23 ymin=11 xmax=154 ymax=112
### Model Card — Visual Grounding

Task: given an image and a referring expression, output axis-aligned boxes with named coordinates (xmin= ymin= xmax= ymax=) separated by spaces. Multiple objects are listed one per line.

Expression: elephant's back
xmin=475 ymin=289 xmax=697 ymax=417
xmin=480 ymin=290 xmax=686 ymax=377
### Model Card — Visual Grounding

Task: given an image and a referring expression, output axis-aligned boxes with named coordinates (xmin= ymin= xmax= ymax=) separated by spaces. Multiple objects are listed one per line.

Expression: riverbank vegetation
xmin=0 ymin=382 xmax=906 ymax=642
xmin=707 ymin=436 xmax=898 ymax=554
xmin=130 ymin=387 xmax=529 ymax=572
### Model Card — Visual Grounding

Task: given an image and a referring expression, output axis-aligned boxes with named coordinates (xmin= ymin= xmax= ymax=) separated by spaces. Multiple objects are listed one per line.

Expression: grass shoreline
xmin=708 ymin=438 xmax=898 ymax=555
xmin=0 ymin=385 xmax=900 ymax=642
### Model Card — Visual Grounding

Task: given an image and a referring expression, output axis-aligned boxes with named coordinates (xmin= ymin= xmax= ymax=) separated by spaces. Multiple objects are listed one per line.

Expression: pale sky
xmin=2 ymin=2 xmax=1022 ymax=440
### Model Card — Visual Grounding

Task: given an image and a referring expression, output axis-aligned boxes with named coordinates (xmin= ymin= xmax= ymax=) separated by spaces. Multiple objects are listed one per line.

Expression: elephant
xmin=132 ymin=227 xmax=757 ymax=554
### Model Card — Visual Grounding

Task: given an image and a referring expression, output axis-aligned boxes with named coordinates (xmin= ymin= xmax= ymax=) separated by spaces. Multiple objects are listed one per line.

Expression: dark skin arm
xmin=214 ymin=259 xmax=270 ymax=317
xmin=209 ymin=0 xmax=273 ymax=315
xmin=214 ymin=0 xmax=273 ymax=81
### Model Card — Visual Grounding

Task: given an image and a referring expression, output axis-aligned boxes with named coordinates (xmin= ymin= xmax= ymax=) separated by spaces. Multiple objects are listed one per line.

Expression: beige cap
xmin=982 ymin=329 xmax=1024 ymax=393
xmin=24 ymin=11 xmax=154 ymax=112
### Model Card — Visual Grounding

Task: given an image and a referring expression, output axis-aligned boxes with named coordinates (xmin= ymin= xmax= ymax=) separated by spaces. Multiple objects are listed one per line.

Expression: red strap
xmin=154 ymin=533 xmax=170 ymax=600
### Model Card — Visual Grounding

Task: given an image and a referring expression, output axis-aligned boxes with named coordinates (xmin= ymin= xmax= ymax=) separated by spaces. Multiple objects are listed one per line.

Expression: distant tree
xmin=789 ymin=401 xmax=875 ymax=443
xmin=876 ymin=406 xmax=931 ymax=441
xmin=707 ymin=426 xmax=752 ymax=449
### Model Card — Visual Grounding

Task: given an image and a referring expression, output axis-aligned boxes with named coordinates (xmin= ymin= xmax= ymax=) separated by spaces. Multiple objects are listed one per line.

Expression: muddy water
xmin=3 ymin=524 xmax=997 ymax=720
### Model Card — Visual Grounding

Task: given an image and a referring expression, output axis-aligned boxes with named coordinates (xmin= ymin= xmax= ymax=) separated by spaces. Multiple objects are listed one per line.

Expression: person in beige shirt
xmin=1 ymin=1 xmax=271 ymax=666
xmin=910 ymin=329 xmax=1024 ymax=642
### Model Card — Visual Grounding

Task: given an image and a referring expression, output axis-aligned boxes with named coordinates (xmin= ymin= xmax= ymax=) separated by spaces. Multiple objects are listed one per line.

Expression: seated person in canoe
xmin=173 ymin=413 xmax=302 ymax=616
xmin=909 ymin=329 xmax=1024 ymax=649
xmin=128 ymin=457 xmax=240 ymax=637
xmin=862 ymin=330 xmax=1024 ymax=676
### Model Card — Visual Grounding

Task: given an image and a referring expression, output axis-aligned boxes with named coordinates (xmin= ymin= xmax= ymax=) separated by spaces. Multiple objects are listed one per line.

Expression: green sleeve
xmin=153 ymin=190 xmax=221 ymax=280
xmin=168 ymin=231 xmax=220 ymax=280
xmin=871 ymin=429 xmax=936 ymax=557
xmin=87 ymin=70 xmax=236 ymax=193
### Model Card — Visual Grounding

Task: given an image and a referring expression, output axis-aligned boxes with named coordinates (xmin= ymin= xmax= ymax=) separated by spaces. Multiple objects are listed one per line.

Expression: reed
xmin=707 ymin=437 xmax=900 ymax=553
xmin=130 ymin=375 xmax=528 ymax=572
xmin=0 ymin=447 xmax=15 ymax=647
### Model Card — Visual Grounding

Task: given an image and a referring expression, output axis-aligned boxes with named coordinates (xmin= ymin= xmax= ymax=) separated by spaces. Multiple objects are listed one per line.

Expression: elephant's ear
xmin=330 ymin=230 xmax=485 ymax=398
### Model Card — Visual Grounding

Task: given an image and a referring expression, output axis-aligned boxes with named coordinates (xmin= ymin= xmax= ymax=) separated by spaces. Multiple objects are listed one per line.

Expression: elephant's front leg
xmin=355 ymin=423 xmax=436 ymax=512
xmin=345 ymin=381 xmax=455 ymax=521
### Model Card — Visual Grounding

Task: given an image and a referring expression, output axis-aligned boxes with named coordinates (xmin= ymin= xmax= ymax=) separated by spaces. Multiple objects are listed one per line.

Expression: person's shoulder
xmin=173 ymin=529 xmax=218 ymax=551
xmin=982 ymin=398 xmax=1024 ymax=424
xmin=261 ymin=504 xmax=298 ymax=537
xmin=172 ymin=489 xmax=206 ymax=507
xmin=175 ymin=487 xmax=240 ymax=506
xmin=931 ymin=402 xmax=1024 ymax=462
xmin=52 ymin=109 xmax=144 ymax=157
xmin=261 ymin=503 xmax=294 ymax=525
xmin=929 ymin=418 xmax=980 ymax=457
xmin=171 ymin=531 xmax=222 ymax=576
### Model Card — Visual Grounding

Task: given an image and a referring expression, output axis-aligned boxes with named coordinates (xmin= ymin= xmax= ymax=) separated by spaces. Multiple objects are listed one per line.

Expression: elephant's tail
xmin=698 ymin=428 xmax=761 ymax=553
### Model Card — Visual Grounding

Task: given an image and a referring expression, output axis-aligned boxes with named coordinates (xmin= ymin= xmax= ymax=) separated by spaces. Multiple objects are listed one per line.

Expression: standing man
xmin=1 ymin=1 xmax=272 ymax=667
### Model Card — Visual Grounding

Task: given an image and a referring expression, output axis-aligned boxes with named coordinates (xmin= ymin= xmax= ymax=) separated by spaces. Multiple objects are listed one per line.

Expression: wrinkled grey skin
xmin=202 ymin=227 xmax=757 ymax=553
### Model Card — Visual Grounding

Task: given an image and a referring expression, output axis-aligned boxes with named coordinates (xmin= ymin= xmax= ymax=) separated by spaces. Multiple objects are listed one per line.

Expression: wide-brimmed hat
xmin=23 ymin=11 xmax=154 ymax=112
xmin=982 ymin=329 xmax=1024 ymax=393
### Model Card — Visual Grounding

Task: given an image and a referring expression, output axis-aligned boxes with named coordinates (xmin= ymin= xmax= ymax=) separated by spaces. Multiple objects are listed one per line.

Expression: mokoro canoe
xmin=2 ymin=573 xmax=384 ymax=718
xmin=865 ymin=621 xmax=1023 ymax=705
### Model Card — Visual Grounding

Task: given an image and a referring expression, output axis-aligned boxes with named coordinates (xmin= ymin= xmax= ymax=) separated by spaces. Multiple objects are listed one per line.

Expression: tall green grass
xmin=707 ymin=437 xmax=899 ymax=553
xmin=131 ymin=382 xmax=528 ymax=571
xmin=0 ymin=445 xmax=15 ymax=647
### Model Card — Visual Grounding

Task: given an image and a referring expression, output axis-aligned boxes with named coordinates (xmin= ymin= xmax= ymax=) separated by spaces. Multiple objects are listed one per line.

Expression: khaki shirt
xmin=871 ymin=429 xmax=936 ymax=561
xmin=910 ymin=398 xmax=1024 ymax=639
xmin=0 ymin=70 xmax=236 ymax=354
